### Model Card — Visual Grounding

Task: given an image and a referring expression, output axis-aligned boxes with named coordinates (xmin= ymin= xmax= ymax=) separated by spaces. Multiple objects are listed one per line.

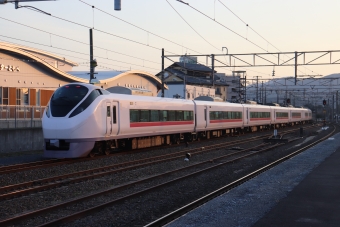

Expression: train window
xmin=130 ymin=109 xmax=139 ymax=122
xmin=107 ymin=106 xmax=111 ymax=117
xmin=209 ymin=111 xmax=242 ymax=120
xmin=250 ymin=112 xmax=270 ymax=119
xmin=150 ymin=110 xmax=159 ymax=122
xmin=101 ymin=89 xmax=110 ymax=95
xmin=209 ymin=111 xmax=215 ymax=120
xmin=184 ymin=111 xmax=193 ymax=120
xmin=113 ymin=106 xmax=117 ymax=124
xmin=52 ymin=85 xmax=89 ymax=117
xmin=160 ymin=110 xmax=167 ymax=121
xmin=168 ymin=111 xmax=176 ymax=121
xmin=292 ymin=113 xmax=301 ymax=117
xmin=68 ymin=89 xmax=101 ymax=118
xmin=276 ymin=112 xmax=288 ymax=118
xmin=236 ymin=112 xmax=242 ymax=119
xmin=176 ymin=111 xmax=184 ymax=121
xmin=130 ymin=109 xmax=193 ymax=123
xmin=140 ymin=110 xmax=150 ymax=122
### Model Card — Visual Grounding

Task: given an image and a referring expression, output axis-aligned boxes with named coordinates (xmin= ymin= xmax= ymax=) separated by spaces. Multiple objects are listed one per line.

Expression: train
xmin=42 ymin=83 xmax=312 ymax=158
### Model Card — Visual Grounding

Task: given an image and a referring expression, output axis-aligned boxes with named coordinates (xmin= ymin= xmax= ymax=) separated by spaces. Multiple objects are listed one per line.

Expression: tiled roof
xmin=165 ymin=68 xmax=228 ymax=86
xmin=172 ymin=62 xmax=214 ymax=72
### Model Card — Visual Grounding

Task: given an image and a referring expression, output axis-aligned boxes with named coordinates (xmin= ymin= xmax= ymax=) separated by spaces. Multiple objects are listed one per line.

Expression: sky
xmin=1 ymin=0 xmax=339 ymax=81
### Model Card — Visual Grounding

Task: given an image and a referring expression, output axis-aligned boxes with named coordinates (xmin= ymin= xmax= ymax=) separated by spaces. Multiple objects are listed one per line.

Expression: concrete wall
xmin=0 ymin=120 xmax=42 ymax=129
xmin=0 ymin=128 xmax=44 ymax=153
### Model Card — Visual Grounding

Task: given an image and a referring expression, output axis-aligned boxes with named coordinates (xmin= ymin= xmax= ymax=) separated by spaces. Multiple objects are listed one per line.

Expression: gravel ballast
xmin=0 ymin=124 xmax=328 ymax=226
xmin=166 ymin=130 xmax=339 ymax=227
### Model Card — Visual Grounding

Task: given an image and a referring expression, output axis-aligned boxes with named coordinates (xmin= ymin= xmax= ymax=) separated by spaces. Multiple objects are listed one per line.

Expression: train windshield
xmin=50 ymin=85 xmax=89 ymax=117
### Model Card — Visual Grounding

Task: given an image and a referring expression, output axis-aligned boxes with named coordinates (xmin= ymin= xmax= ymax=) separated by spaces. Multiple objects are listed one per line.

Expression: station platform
xmin=166 ymin=131 xmax=340 ymax=227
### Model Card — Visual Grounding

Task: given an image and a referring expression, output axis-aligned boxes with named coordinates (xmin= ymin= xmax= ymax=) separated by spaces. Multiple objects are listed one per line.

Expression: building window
xmin=187 ymin=93 xmax=190 ymax=99
xmin=36 ymin=90 xmax=40 ymax=106
xmin=2 ymin=87 xmax=8 ymax=105
xmin=16 ymin=89 xmax=21 ymax=105
xmin=0 ymin=87 xmax=2 ymax=105
xmin=22 ymin=88 xmax=29 ymax=105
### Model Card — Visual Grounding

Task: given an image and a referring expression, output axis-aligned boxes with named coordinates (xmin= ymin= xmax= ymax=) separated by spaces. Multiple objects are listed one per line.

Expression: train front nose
xmin=42 ymin=84 xmax=95 ymax=158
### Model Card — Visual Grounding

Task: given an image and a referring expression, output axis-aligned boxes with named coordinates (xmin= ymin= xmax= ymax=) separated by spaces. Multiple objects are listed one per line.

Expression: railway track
xmin=0 ymin=124 xmax=317 ymax=175
xmin=145 ymin=124 xmax=337 ymax=227
xmin=0 ymin=124 xmax=320 ymax=226
xmin=0 ymin=125 xmax=315 ymax=201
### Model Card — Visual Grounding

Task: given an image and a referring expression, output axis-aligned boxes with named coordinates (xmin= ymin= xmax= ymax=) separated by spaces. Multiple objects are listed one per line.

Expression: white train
xmin=42 ymin=83 xmax=312 ymax=158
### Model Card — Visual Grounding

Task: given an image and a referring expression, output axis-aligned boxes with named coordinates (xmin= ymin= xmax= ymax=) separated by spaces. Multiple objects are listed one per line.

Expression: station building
xmin=156 ymin=61 xmax=229 ymax=101
xmin=0 ymin=41 xmax=167 ymax=107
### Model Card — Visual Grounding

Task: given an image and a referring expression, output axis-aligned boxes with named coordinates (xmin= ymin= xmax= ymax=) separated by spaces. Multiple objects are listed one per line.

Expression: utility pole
xmin=264 ymin=86 xmax=267 ymax=104
xmin=89 ymin=29 xmax=98 ymax=84
xmin=337 ymin=91 xmax=339 ymax=120
xmin=261 ymin=81 xmax=264 ymax=104
xmin=244 ymin=75 xmax=247 ymax=103
xmin=211 ymin=54 xmax=215 ymax=88
xmin=89 ymin=29 xmax=94 ymax=83
xmin=295 ymin=51 xmax=298 ymax=85
xmin=332 ymin=94 xmax=334 ymax=121
xmin=253 ymin=76 xmax=261 ymax=103
xmin=161 ymin=48 xmax=164 ymax=97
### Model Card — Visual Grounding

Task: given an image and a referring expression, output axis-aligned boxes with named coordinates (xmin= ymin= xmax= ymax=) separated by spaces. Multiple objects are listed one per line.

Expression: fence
xmin=0 ymin=105 xmax=45 ymax=129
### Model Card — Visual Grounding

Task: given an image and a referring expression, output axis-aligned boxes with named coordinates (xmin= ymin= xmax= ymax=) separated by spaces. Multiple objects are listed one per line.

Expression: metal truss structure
xmin=163 ymin=50 xmax=340 ymax=117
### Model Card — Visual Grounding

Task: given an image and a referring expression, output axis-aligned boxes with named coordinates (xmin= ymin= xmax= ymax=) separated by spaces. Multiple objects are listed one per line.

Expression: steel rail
xmin=0 ymin=140 xmax=286 ymax=226
xmin=0 ymin=134 xmax=267 ymax=199
xmin=0 ymin=125 xmax=315 ymax=200
xmin=34 ymin=139 xmax=288 ymax=226
xmin=0 ymin=129 xmax=305 ymax=226
xmin=145 ymin=125 xmax=336 ymax=227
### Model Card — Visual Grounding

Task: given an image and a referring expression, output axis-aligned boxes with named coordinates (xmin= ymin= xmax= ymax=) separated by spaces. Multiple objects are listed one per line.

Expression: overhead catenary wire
xmin=5 ymin=2 xmax=273 ymax=77
xmin=0 ymin=35 xmax=159 ymax=71
xmin=0 ymin=40 xmax=159 ymax=75
xmin=166 ymin=0 xmax=220 ymax=51
xmin=77 ymin=0 xmax=245 ymax=75
xmin=177 ymin=0 xmax=320 ymax=78
xmin=0 ymin=16 xmax=159 ymax=65
xmin=78 ymin=0 xmax=205 ymax=56
xmin=12 ymin=3 xmax=255 ymax=77
xmin=216 ymin=0 xmax=319 ymax=76
xmin=176 ymin=0 xmax=268 ymax=53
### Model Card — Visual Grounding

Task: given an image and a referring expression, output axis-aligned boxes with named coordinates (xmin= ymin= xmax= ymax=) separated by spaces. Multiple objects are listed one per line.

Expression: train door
xmin=193 ymin=100 xmax=197 ymax=132
xmin=106 ymin=102 xmax=119 ymax=136
xmin=204 ymin=105 xmax=208 ymax=128
xmin=106 ymin=102 xmax=112 ymax=136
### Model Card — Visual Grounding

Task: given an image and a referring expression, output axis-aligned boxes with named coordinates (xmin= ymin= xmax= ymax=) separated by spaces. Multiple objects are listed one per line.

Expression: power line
xmin=0 ymin=35 xmax=159 ymax=71
xmin=6 ymin=3 xmax=272 ymax=77
xmin=166 ymin=0 xmax=220 ymax=51
xmin=216 ymin=0 xmax=319 ymax=76
xmin=177 ymin=1 xmax=268 ymax=52
xmin=78 ymin=0 xmax=205 ymax=55
xmin=177 ymin=1 xmax=320 ymax=77
xmin=1 ymin=38 xmax=156 ymax=73
xmin=18 ymin=6 xmax=176 ymax=56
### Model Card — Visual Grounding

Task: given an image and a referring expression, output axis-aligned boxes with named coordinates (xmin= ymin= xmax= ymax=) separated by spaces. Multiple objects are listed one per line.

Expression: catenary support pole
xmin=89 ymin=29 xmax=94 ymax=83
xmin=161 ymin=48 xmax=164 ymax=97
xmin=294 ymin=51 xmax=297 ymax=85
